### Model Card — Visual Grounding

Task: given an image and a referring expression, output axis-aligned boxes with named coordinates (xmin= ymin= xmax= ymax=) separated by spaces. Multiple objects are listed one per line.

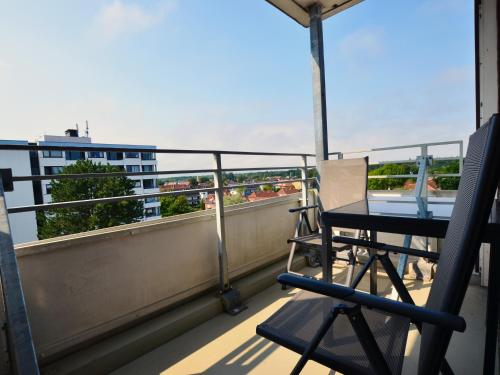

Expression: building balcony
xmin=0 ymin=139 xmax=496 ymax=375
xmin=7 ymin=192 xmax=490 ymax=375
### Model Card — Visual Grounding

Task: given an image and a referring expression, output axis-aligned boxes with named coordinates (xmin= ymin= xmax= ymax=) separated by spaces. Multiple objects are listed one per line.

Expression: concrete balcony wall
xmin=14 ymin=195 xmax=301 ymax=362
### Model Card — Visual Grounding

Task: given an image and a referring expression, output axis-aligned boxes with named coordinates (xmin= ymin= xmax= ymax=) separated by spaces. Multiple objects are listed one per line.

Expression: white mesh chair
xmin=287 ymin=157 xmax=368 ymax=286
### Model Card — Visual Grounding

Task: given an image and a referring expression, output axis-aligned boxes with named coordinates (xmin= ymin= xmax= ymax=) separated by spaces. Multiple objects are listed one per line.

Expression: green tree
xmin=433 ymin=160 xmax=460 ymax=190
xmin=198 ymin=176 xmax=210 ymax=183
xmin=368 ymin=164 xmax=417 ymax=190
xmin=39 ymin=160 xmax=143 ymax=239
xmin=160 ymin=195 xmax=193 ymax=217
xmin=188 ymin=177 xmax=198 ymax=188
xmin=224 ymin=193 xmax=246 ymax=206
xmin=261 ymin=184 xmax=274 ymax=191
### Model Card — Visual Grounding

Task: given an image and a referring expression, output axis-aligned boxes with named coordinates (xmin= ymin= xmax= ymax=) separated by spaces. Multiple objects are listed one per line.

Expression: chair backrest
xmin=419 ymin=115 xmax=500 ymax=374
xmin=317 ymin=157 xmax=368 ymax=212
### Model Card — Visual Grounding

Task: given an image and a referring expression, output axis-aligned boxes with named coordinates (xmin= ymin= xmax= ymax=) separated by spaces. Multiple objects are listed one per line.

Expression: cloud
xmin=91 ymin=0 xmax=175 ymax=41
xmin=435 ymin=66 xmax=474 ymax=85
xmin=419 ymin=0 xmax=469 ymax=14
xmin=338 ymin=27 xmax=384 ymax=59
xmin=0 ymin=59 xmax=11 ymax=80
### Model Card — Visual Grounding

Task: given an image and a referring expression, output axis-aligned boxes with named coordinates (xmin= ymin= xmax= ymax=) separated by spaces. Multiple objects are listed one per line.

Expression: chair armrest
xmin=332 ymin=236 xmax=440 ymax=261
xmin=321 ymin=211 xmax=449 ymax=238
xmin=277 ymin=273 xmax=466 ymax=332
xmin=289 ymin=205 xmax=318 ymax=213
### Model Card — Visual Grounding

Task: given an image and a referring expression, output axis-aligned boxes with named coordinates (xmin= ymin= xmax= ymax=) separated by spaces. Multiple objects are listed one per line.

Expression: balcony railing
xmin=0 ymin=139 xmax=464 ymax=374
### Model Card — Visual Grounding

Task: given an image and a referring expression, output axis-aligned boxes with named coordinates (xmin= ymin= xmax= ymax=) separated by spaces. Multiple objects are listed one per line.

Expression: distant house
xmin=161 ymin=181 xmax=200 ymax=206
xmin=403 ymin=178 xmax=438 ymax=191
xmin=247 ymin=190 xmax=279 ymax=202
xmin=161 ymin=181 xmax=191 ymax=191
xmin=204 ymin=194 xmax=216 ymax=209
xmin=277 ymin=186 xmax=299 ymax=196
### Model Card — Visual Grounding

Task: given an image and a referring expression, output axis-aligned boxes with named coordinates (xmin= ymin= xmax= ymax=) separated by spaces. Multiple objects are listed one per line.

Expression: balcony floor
xmin=112 ymin=264 xmax=487 ymax=375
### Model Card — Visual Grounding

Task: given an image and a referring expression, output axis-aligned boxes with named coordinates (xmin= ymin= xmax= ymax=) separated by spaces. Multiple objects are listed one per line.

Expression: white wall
xmin=0 ymin=143 xmax=38 ymax=244
xmin=15 ymin=195 xmax=300 ymax=359
xmin=478 ymin=0 xmax=499 ymax=287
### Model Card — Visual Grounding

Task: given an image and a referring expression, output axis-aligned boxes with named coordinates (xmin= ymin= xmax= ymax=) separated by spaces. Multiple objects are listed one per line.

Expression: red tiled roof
xmin=249 ymin=191 xmax=278 ymax=198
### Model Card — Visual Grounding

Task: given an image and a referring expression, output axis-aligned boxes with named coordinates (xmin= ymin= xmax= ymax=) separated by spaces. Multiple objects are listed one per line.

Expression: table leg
xmin=369 ymin=231 xmax=378 ymax=295
xmin=322 ymin=226 xmax=333 ymax=283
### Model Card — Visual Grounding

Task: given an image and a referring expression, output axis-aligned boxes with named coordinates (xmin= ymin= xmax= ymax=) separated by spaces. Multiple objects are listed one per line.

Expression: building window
xmin=125 ymin=152 xmax=139 ymax=158
xmin=144 ymin=207 xmax=160 ymax=218
xmin=106 ymin=152 xmax=123 ymax=160
xmin=65 ymin=151 xmax=85 ymax=161
xmin=143 ymin=179 xmax=156 ymax=189
xmin=42 ymin=150 xmax=63 ymax=158
xmin=44 ymin=166 xmax=64 ymax=175
xmin=145 ymin=197 xmax=158 ymax=204
xmin=126 ymin=165 xmax=141 ymax=173
xmin=133 ymin=180 xmax=142 ymax=188
xmin=141 ymin=152 xmax=156 ymax=161
xmin=88 ymin=151 xmax=104 ymax=158
xmin=45 ymin=185 xmax=52 ymax=194
xmin=142 ymin=165 xmax=156 ymax=172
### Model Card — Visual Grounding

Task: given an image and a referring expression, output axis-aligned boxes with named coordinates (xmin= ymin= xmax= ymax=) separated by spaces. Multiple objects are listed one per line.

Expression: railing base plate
xmin=220 ymin=288 xmax=247 ymax=315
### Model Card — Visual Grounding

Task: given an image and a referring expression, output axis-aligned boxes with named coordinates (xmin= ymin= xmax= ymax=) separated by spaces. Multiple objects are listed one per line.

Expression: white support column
xmin=477 ymin=0 xmax=499 ymax=288
xmin=309 ymin=3 xmax=329 ymax=175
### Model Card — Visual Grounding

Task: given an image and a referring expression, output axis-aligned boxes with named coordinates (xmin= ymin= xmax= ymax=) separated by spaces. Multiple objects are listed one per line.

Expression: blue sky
xmin=0 ymin=0 xmax=474 ymax=168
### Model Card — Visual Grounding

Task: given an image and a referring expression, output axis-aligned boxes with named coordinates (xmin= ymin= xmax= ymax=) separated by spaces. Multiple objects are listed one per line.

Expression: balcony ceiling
xmin=265 ymin=0 xmax=363 ymax=27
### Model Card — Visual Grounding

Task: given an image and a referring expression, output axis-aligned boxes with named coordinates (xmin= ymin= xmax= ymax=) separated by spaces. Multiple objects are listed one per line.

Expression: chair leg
xmin=347 ymin=307 xmax=392 ymax=375
xmin=440 ymin=358 xmax=454 ymax=375
xmin=345 ymin=257 xmax=355 ymax=287
xmin=345 ymin=230 xmax=362 ymax=287
xmin=287 ymin=242 xmax=298 ymax=273
xmin=378 ymin=254 xmax=415 ymax=305
xmin=351 ymin=254 xmax=376 ymax=289
xmin=291 ymin=306 xmax=341 ymax=375
xmin=287 ymin=214 xmax=306 ymax=274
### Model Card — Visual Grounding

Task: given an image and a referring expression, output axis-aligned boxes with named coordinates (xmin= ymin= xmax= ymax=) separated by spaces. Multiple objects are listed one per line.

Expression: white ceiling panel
xmin=265 ymin=0 xmax=363 ymax=27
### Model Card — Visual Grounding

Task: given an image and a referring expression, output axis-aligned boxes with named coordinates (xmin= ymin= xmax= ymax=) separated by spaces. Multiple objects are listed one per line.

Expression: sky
xmin=0 ymin=0 xmax=475 ymax=169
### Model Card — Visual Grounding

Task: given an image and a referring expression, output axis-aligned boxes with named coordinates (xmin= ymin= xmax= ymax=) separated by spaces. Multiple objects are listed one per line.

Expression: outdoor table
xmin=320 ymin=197 xmax=500 ymax=374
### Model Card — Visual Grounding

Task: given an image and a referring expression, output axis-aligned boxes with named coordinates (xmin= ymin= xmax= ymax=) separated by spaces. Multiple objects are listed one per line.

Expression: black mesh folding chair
xmin=286 ymin=157 xmax=368 ymax=286
xmin=257 ymin=115 xmax=500 ymax=374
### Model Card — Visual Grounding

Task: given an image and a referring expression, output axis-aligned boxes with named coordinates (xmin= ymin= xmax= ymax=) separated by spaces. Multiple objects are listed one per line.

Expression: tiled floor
xmin=112 ymin=265 xmax=486 ymax=374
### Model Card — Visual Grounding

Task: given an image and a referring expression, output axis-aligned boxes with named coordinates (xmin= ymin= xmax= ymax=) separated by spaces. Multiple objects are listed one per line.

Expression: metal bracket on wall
xmin=220 ymin=288 xmax=247 ymax=316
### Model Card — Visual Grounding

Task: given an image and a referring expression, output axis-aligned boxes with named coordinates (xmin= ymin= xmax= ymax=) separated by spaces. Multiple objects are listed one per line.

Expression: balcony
xmin=0 ymin=136 xmax=497 ymax=375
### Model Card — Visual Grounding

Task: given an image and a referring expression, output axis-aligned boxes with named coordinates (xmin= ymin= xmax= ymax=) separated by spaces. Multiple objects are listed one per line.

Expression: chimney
xmin=65 ymin=129 xmax=79 ymax=137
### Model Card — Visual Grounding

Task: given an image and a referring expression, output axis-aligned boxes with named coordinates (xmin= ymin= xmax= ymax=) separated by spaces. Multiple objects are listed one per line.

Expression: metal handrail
xmin=6 ymin=178 xmax=313 ymax=214
xmin=0 ymin=143 xmax=314 ymax=157
xmin=11 ymin=165 xmax=316 ymax=182
xmin=0 ymin=139 xmax=464 ymax=315
xmin=336 ymin=140 xmax=463 ymax=154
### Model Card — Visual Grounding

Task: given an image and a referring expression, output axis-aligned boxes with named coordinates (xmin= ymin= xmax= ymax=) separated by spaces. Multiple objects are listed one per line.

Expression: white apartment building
xmin=0 ymin=129 xmax=161 ymax=244
xmin=37 ymin=129 xmax=161 ymax=220
xmin=0 ymin=140 xmax=38 ymax=244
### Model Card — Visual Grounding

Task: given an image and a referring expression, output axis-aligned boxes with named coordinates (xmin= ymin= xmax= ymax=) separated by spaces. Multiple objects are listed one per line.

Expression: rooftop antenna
xmin=76 ymin=123 xmax=79 ymax=136
xmin=85 ymin=120 xmax=89 ymax=137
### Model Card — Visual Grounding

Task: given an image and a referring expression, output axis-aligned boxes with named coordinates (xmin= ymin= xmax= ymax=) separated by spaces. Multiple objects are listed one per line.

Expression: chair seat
xmin=289 ymin=233 xmax=351 ymax=250
xmin=256 ymin=290 xmax=410 ymax=375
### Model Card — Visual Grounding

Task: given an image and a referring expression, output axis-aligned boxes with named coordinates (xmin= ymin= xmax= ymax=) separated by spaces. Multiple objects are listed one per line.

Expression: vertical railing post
xmin=459 ymin=141 xmax=464 ymax=176
xmin=212 ymin=153 xmax=229 ymax=292
xmin=300 ymin=155 xmax=308 ymax=208
xmin=0 ymin=176 xmax=40 ymax=375
xmin=212 ymin=153 xmax=246 ymax=315
xmin=420 ymin=145 xmax=429 ymax=199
